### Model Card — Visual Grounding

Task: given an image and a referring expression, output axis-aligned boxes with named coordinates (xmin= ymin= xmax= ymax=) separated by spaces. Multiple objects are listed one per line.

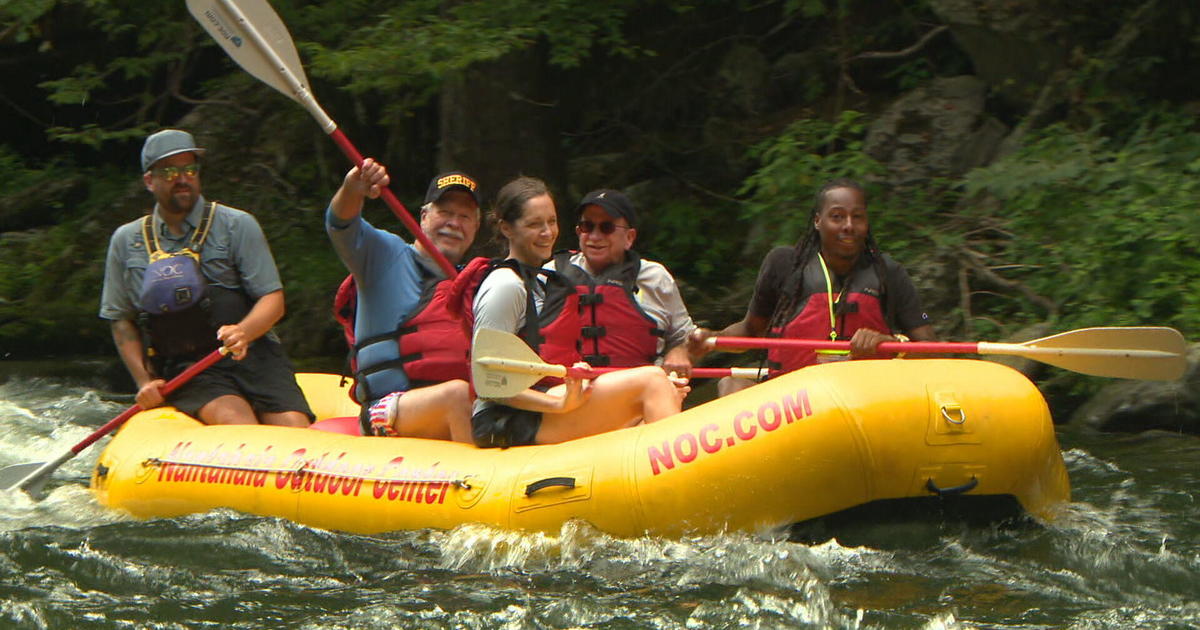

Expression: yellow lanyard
xmin=816 ymin=254 xmax=850 ymax=355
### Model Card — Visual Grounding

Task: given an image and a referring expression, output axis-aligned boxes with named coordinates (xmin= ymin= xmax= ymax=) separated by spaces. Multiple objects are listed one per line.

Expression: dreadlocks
xmin=764 ymin=178 xmax=891 ymax=339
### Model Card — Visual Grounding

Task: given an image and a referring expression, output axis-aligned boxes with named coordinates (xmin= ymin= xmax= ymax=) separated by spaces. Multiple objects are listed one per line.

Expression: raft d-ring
xmin=941 ymin=405 xmax=966 ymax=424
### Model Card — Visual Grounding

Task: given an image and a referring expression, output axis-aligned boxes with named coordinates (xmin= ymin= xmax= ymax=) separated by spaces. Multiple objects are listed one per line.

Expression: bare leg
xmin=717 ymin=376 xmax=756 ymax=397
xmin=390 ymin=380 xmax=473 ymax=442
xmin=535 ymin=366 xmax=681 ymax=444
xmin=195 ymin=394 xmax=258 ymax=425
xmin=259 ymin=411 xmax=311 ymax=427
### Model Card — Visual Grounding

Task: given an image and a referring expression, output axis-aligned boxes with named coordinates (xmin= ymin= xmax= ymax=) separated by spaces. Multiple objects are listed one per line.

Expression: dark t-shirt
xmin=747 ymin=246 xmax=931 ymax=333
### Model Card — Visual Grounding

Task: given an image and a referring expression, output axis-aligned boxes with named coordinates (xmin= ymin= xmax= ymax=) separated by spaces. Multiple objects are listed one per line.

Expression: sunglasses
xmin=152 ymin=164 xmax=201 ymax=181
xmin=576 ymin=220 xmax=630 ymax=235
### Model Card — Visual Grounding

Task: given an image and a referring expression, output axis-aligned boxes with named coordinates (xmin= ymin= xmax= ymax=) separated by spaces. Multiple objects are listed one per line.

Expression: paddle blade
xmin=471 ymin=328 xmax=550 ymax=398
xmin=0 ymin=462 xmax=46 ymax=492
xmin=187 ymin=0 xmax=311 ymax=107
xmin=0 ymin=454 xmax=69 ymax=499
xmin=1004 ymin=326 xmax=1188 ymax=381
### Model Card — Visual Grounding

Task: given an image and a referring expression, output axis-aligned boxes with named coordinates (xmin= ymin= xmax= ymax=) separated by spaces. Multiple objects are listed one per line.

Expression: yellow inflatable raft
xmin=91 ymin=359 xmax=1070 ymax=537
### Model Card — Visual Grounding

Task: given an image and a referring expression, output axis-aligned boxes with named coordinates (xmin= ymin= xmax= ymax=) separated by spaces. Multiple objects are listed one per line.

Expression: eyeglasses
xmin=576 ymin=220 xmax=630 ymax=235
xmin=152 ymin=164 xmax=201 ymax=181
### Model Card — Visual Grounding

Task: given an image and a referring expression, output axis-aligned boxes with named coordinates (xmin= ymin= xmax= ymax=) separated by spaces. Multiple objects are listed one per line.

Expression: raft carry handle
xmin=925 ymin=476 xmax=978 ymax=497
xmin=525 ymin=476 xmax=576 ymax=496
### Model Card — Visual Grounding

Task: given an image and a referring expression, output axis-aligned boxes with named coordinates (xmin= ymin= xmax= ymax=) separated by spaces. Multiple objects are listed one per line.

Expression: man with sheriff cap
xmin=327 ymin=159 xmax=484 ymax=441
xmin=546 ymin=188 xmax=698 ymax=378
xmin=99 ymin=129 xmax=313 ymax=426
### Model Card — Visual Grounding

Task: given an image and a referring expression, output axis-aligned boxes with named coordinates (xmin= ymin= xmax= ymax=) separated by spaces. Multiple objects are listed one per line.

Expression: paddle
xmin=186 ymin=0 xmax=458 ymax=279
xmin=0 ymin=347 xmax=228 ymax=498
xmin=708 ymin=326 xmax=1188 ymax=381
xmin=471 ymin=328 xmax=764 ymax=398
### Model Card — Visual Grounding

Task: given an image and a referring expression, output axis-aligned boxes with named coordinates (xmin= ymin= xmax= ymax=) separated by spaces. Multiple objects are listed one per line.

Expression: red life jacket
xmin=448 ymin=258 xmax=581 ymax=385
xmin=332 ymin=257 xmax=491 ymax=404
xmin=553 ymin=251 xmax=662 ymax=367
xmin=768 ymin=255 xmax=893 ymax=375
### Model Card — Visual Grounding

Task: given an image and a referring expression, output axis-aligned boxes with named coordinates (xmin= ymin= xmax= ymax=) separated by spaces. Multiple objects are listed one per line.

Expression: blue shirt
xmin=326 ymin=208 xmax=445 ymax=404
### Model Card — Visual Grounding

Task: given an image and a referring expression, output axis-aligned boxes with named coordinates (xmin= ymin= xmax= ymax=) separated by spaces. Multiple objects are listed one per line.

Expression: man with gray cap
xmin=99 ymin=129 xmax=312 ymax=426
xmin=327 ymin=158 xmax=483 ymax=441
xmin=546 ymin=188 xmax=698 ymax=378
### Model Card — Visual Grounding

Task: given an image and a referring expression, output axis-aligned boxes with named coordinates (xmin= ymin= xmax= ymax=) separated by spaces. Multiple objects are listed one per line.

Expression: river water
xmin=0 ymin=369 xmax=1196 ymax=629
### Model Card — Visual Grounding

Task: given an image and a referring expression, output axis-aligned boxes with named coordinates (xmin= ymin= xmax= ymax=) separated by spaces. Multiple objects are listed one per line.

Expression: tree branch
xmin=848 ymin=25 xmax=948 ymax=62
xmin=959 ymin=248 xmax=1059 ymax=316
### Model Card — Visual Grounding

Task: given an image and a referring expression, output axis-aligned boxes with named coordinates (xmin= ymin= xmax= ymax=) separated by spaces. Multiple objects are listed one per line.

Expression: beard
xmin=166 ymin=185 xmax=196 ymax=213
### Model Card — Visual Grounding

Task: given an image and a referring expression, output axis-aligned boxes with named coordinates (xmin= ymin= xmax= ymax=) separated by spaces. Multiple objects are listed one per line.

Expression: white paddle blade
xmin=471 ymin=328 xmax=560 ymax=399
xmin=472 ymin=359 xmax=547 ymax=399
xmin=187 ymin=0 xmax=334 ymax=130
xmin=0 ymin=462 xmax=46 ymax=492
xmin=985 ymin=326 xmax=1189 ymax=381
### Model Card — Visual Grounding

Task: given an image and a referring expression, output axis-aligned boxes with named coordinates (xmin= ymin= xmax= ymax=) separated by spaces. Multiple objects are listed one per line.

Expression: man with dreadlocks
xmin=690 ymin=178 xmax=935 ymax=396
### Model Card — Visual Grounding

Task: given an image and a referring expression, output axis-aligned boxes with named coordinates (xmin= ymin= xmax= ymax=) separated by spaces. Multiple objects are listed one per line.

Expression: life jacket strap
xmin=581 ymin=326 xmax=606 ymax=339
xmin=141 ymin=201 xmax=218 ymax=261
xmin=582 ymin=354 xmax=611 ymax=367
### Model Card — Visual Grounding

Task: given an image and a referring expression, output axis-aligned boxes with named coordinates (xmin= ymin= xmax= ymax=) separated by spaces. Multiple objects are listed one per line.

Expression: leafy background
xmin=1 ymin=0 xmax=1197 ymax=407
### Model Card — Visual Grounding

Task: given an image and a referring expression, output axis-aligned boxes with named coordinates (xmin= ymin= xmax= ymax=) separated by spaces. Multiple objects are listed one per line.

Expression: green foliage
xmin=962 ymin=113 xmax=1200 ymax=338
xmin=302 ymin=0 xmax=678 ymax=106
xmin=29 ymin=1 xmax=205 ymax=146
xmin=737 ymin=110 xmax=884 ymax=247
xmin=783 ymin=0 xmax=828 ymax=18
xmin=0 ymin=0 xmax=55 ymax=43
xmin=640 ymin=197 xmax=742 ymax=288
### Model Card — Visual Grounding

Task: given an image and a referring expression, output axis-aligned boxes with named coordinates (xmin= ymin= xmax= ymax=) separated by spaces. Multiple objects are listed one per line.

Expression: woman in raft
xmin=463 ymin=176 xmax=688 ymax=448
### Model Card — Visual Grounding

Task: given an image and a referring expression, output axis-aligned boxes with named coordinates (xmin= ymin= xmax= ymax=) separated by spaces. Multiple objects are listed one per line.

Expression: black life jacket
xmin=553 ymin=251 xmax=663 ymax=367
xmin=137 ymin=203 xmax=251 ymax=372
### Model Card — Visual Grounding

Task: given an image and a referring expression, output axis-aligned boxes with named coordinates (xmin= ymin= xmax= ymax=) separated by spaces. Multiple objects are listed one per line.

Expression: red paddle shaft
xmin=71 ymin=347 xmax=228 ymax=454
xmin=328 ymin=129 xmax=457 ymax=279
xmin=711 ymin=337 xmax=974 ymax=355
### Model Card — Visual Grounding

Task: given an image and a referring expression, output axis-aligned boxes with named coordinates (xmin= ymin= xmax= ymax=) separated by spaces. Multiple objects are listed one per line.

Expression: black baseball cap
xmin=424 ymin=171 xmax=481 ymax=207
xmin=576 ymin=189 xmax=637 ymax=227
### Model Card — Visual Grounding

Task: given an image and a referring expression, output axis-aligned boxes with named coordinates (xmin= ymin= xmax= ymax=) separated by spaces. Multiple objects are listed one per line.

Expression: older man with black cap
xmin=327 ymin=158 xmax=484 ymax=441
xmin=99 ymin=129 xmax=313 ymax=427
xmin=547 ymin=188 xmax=698 ymax=378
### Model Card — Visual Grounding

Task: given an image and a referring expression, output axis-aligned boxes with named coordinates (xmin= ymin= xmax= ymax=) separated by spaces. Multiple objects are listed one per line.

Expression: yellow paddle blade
xmin=471 ymin=328 xmax=566 ymax=399
xmin=981 ymin=326 xmax=1188 ymax=381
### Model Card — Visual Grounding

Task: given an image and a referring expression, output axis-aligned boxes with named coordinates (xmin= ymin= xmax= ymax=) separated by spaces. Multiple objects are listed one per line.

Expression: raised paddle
xmin=470 ymin=328 xmax=764 ymax=398
xmin=186 ymin=0 xmax=458 ymax=279
xmin=707 ymin=326 xmax=1188 ymax=381
xmin=0 ymin=347 xmax=228 ymax=498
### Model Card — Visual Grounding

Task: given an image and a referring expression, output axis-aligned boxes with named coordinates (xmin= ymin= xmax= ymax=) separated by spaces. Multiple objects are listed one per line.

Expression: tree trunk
xmin=438 ymin=43 xmax=564 ymax=209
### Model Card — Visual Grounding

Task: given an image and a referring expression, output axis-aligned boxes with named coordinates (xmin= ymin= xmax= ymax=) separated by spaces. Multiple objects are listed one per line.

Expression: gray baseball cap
xmin=141 ymin=129 xmax=206 ymax=171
